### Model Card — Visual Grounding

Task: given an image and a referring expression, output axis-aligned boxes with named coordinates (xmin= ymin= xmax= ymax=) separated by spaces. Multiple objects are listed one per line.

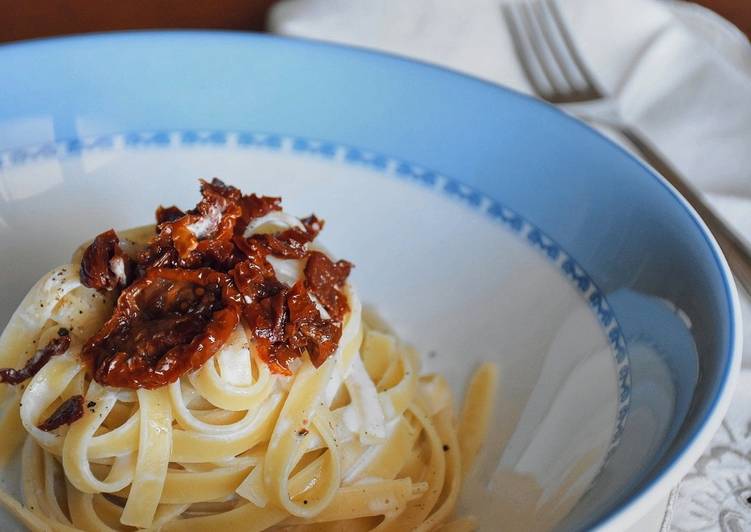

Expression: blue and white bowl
xmin=0 ymin=32 xmax=741 ymax=530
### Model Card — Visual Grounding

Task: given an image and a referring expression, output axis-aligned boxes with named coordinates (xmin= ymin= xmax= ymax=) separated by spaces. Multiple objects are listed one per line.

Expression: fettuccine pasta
xmin=0 ymin=179 xmax=496 ymax=531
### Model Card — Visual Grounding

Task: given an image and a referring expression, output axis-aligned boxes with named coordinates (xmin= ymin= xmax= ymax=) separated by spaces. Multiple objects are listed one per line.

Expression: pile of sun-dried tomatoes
xmin=79 ymin=179 xmax=352 ymax=389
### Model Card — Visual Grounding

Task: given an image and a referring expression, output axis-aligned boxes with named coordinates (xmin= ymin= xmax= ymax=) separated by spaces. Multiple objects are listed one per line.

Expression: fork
xmin=503 ymin=0 xmax=751 ymax=296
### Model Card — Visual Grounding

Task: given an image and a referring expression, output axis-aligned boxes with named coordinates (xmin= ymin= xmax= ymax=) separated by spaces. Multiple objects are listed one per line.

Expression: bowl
xmin=0 ymin=32 xmax=741 ymax=531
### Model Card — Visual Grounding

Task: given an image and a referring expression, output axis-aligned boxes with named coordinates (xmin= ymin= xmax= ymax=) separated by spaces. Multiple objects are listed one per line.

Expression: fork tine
xmin=502 ymin=3 xmax=556 ymax=99
xmin=518 ymin=0 xmax=576 ymax=99
xmin=540 ymin=0 xmax=603 ymax=99
xmin=531 ymin=1 xmax=588 ymax=94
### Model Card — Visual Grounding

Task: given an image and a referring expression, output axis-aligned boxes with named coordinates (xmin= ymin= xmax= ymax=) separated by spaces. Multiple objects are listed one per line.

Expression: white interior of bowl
xmin=0 ymin=134 xmax=627 ymax=530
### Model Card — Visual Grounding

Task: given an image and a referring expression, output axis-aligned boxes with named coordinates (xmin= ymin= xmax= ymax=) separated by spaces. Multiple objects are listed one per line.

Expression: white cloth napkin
xmin=269 ymin=1 xmax=751 ymax=529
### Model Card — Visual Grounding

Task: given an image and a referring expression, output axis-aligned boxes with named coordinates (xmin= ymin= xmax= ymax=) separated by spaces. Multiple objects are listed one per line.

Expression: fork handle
xmin=620 ymin=127 xmax=751 ymax=298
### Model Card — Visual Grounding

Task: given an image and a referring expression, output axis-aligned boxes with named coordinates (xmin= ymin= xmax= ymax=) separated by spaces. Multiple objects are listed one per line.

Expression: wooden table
xmin=1 ymin=1 xmax=749 ymax=43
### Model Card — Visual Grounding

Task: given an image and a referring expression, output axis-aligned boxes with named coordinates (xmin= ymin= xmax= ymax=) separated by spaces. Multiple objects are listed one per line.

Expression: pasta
xmin=0 ymin=179 xmax=497 ymax=531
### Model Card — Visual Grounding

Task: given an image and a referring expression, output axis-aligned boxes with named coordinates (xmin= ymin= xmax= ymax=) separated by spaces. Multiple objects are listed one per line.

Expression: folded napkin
xmin=269 ymin=1 xmax=751 ymax=529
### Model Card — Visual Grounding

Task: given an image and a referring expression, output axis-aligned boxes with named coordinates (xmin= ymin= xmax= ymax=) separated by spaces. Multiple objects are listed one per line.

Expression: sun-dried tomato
xmin=193 ymin=179 xmax=243 ymax=243
xmin=38 ymin=395 xmax=84 ymax=431
xmin=159 ymin=180 xmax=242 ymax=260
xmin=80 ymin=229 xmax=132 ymax=291
xmin=0 ymin=332 xmax=71 ymax=385
xmin=81 ymin=268 xmax=239 ymax=389
xmin=235 ymin=214 xmax=324 ymax=260
xmin=139 ymin=179 xmax=244 ymax=271
xmin=79 ymin=179 xmax=353 ymax=386
xmin=140 ymin=180 xmax=289 ymax=272
xmin=242 ymin=282 xmax=343 ymax=374
xmin=155 ymin=205 xmax=185 ymax=225
xmin=202 ymin=177 xmax=242 ymax=203
xmin=233 ymin=240 xmax=346 ymax=374
xmin=237 ymin=193 xmax=282 ymax=232
xmin=232 ymin=241 xmax=285 ymax=302
xmin=285 ymin=281 xmax=342 ymax=366
xmin=300 ymin=215 xmax=324 ymax=238
xmin=257 ymin=231 xmax=308 ymax=259
xmin=135 ymin=233 xmax=180 ymax=271
xmin=304 ymin=251 xmax=352 ymax=321
xmin=246 ymin=291 xmax=288 ymax=346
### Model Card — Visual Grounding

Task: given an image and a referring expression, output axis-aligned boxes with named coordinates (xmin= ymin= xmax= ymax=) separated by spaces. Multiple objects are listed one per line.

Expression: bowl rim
xmin=0 ymin=30 xmax=743 ymax=530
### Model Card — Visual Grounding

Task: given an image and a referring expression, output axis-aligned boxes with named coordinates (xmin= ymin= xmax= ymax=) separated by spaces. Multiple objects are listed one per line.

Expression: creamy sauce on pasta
xmin=0 ymin=179 xmax=497 ymax=531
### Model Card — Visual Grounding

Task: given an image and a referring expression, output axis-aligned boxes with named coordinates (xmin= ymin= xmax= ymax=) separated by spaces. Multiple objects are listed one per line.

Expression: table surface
xmin=1 ymin=0 xmax=749 ymax=43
